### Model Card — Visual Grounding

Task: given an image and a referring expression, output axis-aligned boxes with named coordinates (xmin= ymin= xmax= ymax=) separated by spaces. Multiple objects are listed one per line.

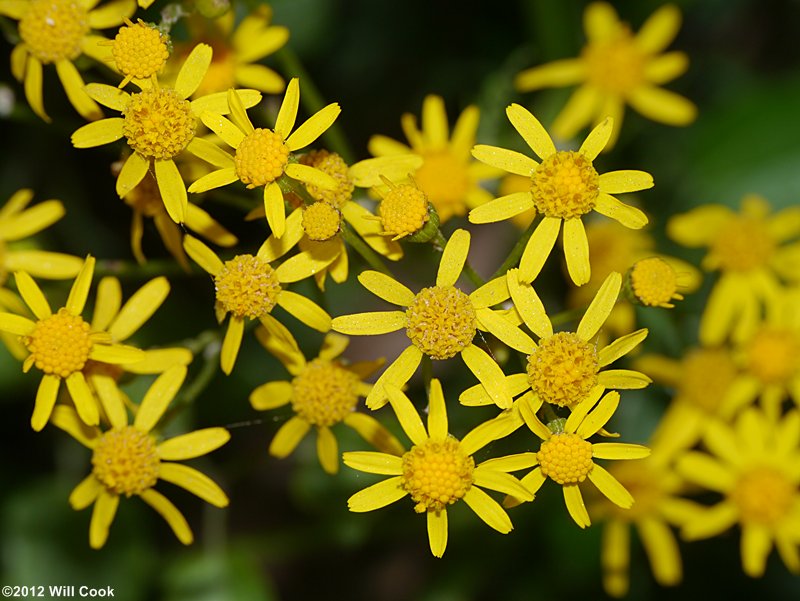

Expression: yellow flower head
xmin=50 ymin=365 xmax=230 ymax=549
xmin=189 ymin=80 xmax=341 ymax=239
xmin=470 ymin=110 xmax=652 ymax=285
xmin=343 ymin=379 xmax=535 ymax=557
xmin=1 ymin=0 xmax=135 ymax=121
xmin=111 ymin=18 xmax=170 ymax=88
xmin=515 ymin=2 xmax=697 ymax=147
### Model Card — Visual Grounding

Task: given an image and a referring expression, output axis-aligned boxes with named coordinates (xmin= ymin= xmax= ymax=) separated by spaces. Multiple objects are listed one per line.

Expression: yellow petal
xmin=597 ymin=369 xmax=652 ymax=389
xmin=427 ymin=509 xmax=448 ymax=557
xmin=506 ymin=269 xmax=552 ymax=338
xmin=460 ymin=344 xmax=512 ymax=409
xmin=66 ymin=371 xmax=100 ymax=426
xmin=50 ymin=404 xmax=99 ymax=447
xmin=469 ymin=276 xmax=511 ymax=309
xmin=264 ymin=182 xmax=286 ymax=238
xmin=645 ymin=51 xmax=689 ymax=84
xmin=220 ymin=315 xmax=244 ymax=374
xmin=88 ymin=343 xmax=145 ymax=365
xmin=235 ymin=64 xmax=285 ymax=93
xmin=55 ymin=59 xmax=102 ymax=121
xmin=116 ymin=151 xmax=149 ymax=198
xmin=175 ymin=43 xmax=212 ymax=99
xmin=628 ymin=85 xmax=697 ymax=126
xmin=109 ymin=276 xmax=169 ymax=341
xmin=514 ymin=58 xmax=586 ymax=91
xmin=225 ymin=88 xmax=254 ymax=134
xmin=66 ymin=256 xmax=95 ymax=315
xmin=599 ymin=170 xmax=654 ymax=194
xmin=506 ymin=103 xmax=556 ymax=159
xmin=134 ymin=365 xmax=187 ymax=432
xmin=551 ymin=85 xmax=602 ymax=141
xmin=284 ymin=163 xmax=338 ymax=190
xmin=89 ymin=490 xmax=119 ymax=549
xmin=576 ymin=391 xmax=620 ymax=439
xmin=250 ymin=380 xmax=293 ymax=410
xmin=158 ymin=462 xmax=229 ymax=507
xmin=577 ymin=271 xmax=621 ymax=341
xmin=468 ymin=191 xmax=534 ymax=225
xmin=473 ymin=467 xmax=534 ymax=501
xmin=349 ymin=155 xmax=423 ymax=187
xmin=578 ymin=117 xmax=613 ymax=160
xmin=0 ymin=199 xmax=64 ymax=241
xmin=277 ymin=290 xmax=331 ymax=332
xmin=463 ymin=486 xmax=513 ymax=533
xmin=269 ymin=415 xmax=310 ymax=458
xmin=286 ymin=103 xmax=341 ymax=151
xmin=185 ymin=137 xmax=235 ymax=169
xmin=190 ymin=89 xmax=262 ymax=116
xmin=188 ymin=167 xmax=239 ymax=194
xmin=316 ymin=426 xmax=339 ymax=474
xmin=426 ymin=378 xmax=448 ymax=440
xmin=274 ymin=77 xmax=299 ymax=139
xmin=200 ymin=112 xmax=245 ymax=149
xmin=331 ymin=311 xmax=405 ymax=335
xmin=366 ymin=346 xmax=423 ymax=409
xmin=15 ymin=271 xmax=51 ymax=319
xmin=89 ymin=373 xmax=127 ymax=429
xmin=598 ymin=329 xmax=648 ymax=367
xmin=588 ymin=463 xmax=634 ymax=508
xmin=343 ymin=413 xmax=406 ymax=456
xmin=92 ymin=277 xmax=122 ymax=333
xmin=69 ymin=475 xmax=102 ymax=510
xmin=635 ymin=4 xmax=682 ymax=54
xmin=32 ymin=378 xmax=59 ymax=431
xmin=139 ymin=488 xmax=193 ymax=545
xmin=357 ymin=271 xmax=415 ymax=306
xmin=475 ymin=308 xmax=536 ymax=354
xmin=71 ymin=118 xmax=124 ymax=148
xmin=438 ymin=229 xmax=471 ymax=286
xmin=158 ymin=427 xmax=230 ymax=460
xmin=85 ymin=82 xmax=129 ymax=111
xmin=24 ymin=55 xmax=49 ymax=122
xmin=343 ymin=451 xmax=404 ymax=475
xmin=519 ymin=217 xmax=561 ymax=283
xmin=563 ymin=218 xmax=591 ymax=286
xmin=155 ymin=159 xmax=187 ymax=223
xmin=347 ymin=476 xmax=407 ymax=512
xmin=385 ymin=383 xmax=428 ymax=446
xmin=470 ymin=145 xmax=538 ymax=178
xmin=183 ymin=234 xmax=224 ymax=275
xmin=563 ymin=484 xmax=591 ymax=528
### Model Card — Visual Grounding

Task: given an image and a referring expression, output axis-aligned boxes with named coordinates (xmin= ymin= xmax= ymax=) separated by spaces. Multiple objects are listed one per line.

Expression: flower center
xmin=19 ymin=0 xmax=89 ymax=64
xmin=678 ymin=348 xmax=738 ymax=414
xmin=731 ymin=467 xmax=794 ymax=526
xmin=406 ymin=286 xmax=476 ymax=360
xmin=414 ymin=152 xmax=470 ymax=220
xmin=24 ymin=308 xmax=93 ymax=378
xmin=214 ymin=254 xmax=282 ymax=319
xmin=291 ymin=359 xmax=360 ymax=427
xmin=629 ymin=257 xmax=679 ymax=307
xmin=402 ymin=438 xmax=474 ymax=513
xmin=379 ymin=183 xmax=430 ymax=238
xmin=121 ymin=172 xmax=163 ymax=216
xmin=531 ymin=151 xmax=599 ymax=219
xmin=527 ymin=332 xmax=599 ymax=407
xmin=300 ymin=150 xmax=353 ymax=209
xmin=123 ymin=88 xmax=195 ymax=160
xmin=112 ymin=19 xmax=170 ymax=81
xmin=234 ymin=128 xmax=289 ymax=188
xmin=582 ymin=28 xmax=645 ymax=94
xmin=92 ymin=426 xmax=160 ymax=497
xmin=710 ymin=217 xmax=775 ymax=272
xmin=302 ymin=202 xmax=341 ymax=241
xmin=537 ymin=432 xmax=594 ymax=485
xmin=746 ymin=328 xmax=800 ymax=385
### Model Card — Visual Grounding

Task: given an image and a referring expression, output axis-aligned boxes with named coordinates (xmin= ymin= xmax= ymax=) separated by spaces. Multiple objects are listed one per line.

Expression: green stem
xmin=340 ymin=222 xmax=392 ymax=276
xmin=433 ymin=229 xmax=485 ymax=288
xmin=490 ymin=217 xmax=538 ymax=280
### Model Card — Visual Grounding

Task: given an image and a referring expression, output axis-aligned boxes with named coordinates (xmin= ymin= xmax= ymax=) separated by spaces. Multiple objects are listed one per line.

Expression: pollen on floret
xmin=379 ymin=182 xmax=430 ymax=239
xmin=92 ymin=426 xmax=160 ymax=497
xmin=214 ymin=254 xmax=282 ymax=319
xmin=710 ymin=216 xmax=775 ymax=272
xmin=679 ymin=348 xmax=737 ymax=413
xmin=402 ymin=438 xmax=474 ymax=513
xmin=414 ymin=152 xmax=470 ymax=218
xmin=582 ymin=27 xmax=644 ymax=94
xmin=406 ymin=286 xmax=476 ymax=360
xmin=112 ymin=19 xmax=170 ymax=83
xmin=234 ymin=129 xmax=289 ymax=188
xmin=291 ymin=359 xmax=360 ymax=427
xmin=24 ymin=308 xmax=93 ymax=378
xmin=746 ymin=328 xmax=800 ymax=385
xmin=527 ymin=332 xmax=599 ymax=407
xmin=302 ymin=202 xmax=341 ymax=241
xmin=537 ymin=432 xmax=594 ymax=485
xmin=19 ymin=0 xmax=89 ymax=64
xmin=629 ymin=257 xmax=682 ymax=308
xmin=123 ymin=89 xmax=195 ymax=160
xmin=300 ymin=150 xmax=354 ymax=208
xmin=531 ymin=151 xmax=599 ymax=219
xmin=730 ymin=467 xmax=794 ymax=526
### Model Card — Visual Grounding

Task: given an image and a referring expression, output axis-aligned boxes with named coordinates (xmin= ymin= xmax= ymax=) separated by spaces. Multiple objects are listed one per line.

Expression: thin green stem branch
xmin=341 ymin=222 xmax=393 ymax=276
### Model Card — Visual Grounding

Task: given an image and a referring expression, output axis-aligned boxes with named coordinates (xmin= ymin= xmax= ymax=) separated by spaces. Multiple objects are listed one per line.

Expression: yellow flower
xmin=677 ymin=408 xmax=800 ymax=577
xmin=332 ymin=229 xmax=535 ymax=410
xmin=50 ymin=365 xmax=230 ymax=549
xmin=182 ymin=234 xmax=331 ymax=375
xmin=364 ymin=94 xmax=499 ymax=222
xmin=188 ymin=80 xmax=341 ymax=238
xmin=170 ymin=5 xmax=288 ymax=97
xmin=515 ymin=2 xmax=696 ymax=147
xmin=507 ymin=389 xmax=651 ymax=528
xmin=668 ymin=195 xmax=800 ymax=345
xmin=343 ymin=379 xmax=535 ymax=558
xmin=461 ymin=271 xmax=650 ymax=410
xmin=0 ymin=0 xmax=135 ymax=121
xmin=470 ymin=112 xmax=652 ymax=285
xmin=109 ymin=18 xmax=170 ymax=88
xmin=250 ymin=332 xmax=403 ymax=474
xmin=71 ymin=44 xmax=263 ymax=224
xmin=0 ymin=256 xmax=145 ymax=430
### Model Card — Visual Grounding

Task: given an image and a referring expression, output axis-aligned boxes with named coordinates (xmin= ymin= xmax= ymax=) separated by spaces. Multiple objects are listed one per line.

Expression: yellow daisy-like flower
xmin=0 ymin=0 xmax=135 ymax=121
xmin=461 ymin=271 xmax=650 ymax=410
xmin=508 ymin=389 xmax=651 ymax=528
xmin=470 ymin=112 xmax=652 ymax=285
xmin=71 ymin=43 xmax=262 ymax=224
xmin=668 ymin=195 xmax=800 ymax=345
xmin=515 ymin=2 xmax=697 ymax=147
xmin=110 ymin=18 xmax=170 ymax=88
xmin=0 ymin=256 xmax=145 ymax=430
xmin=188 ymin=80 xmax=341 ymax=239
xmin=343 ymin=379 xmax=535 ymax=558
xmin=364 ymin=94 xmax=499 ymax=222
xmin=50 ymin=365 xmax=230 ymax=549
xmin=677 ymin=408 xmax=800 ymax=577
xmin=250 ymin=332 xmax=404 ymax=474
xmin=332 ymin=229 xmax=535 ymax=410
xmin=170 ymin=6 xmax=288 ymax=97
xmin=182 ymin=234 xmax=331 ymax=375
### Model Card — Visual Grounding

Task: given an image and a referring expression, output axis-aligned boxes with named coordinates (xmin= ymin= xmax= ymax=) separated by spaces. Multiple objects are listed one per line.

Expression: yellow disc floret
xmin=92 ymin=426 xmax=160 ymax=497
xmin=746 ymin=328 xmax=800 ymax=385
xmin=582 ymin=27 xmax=645 ymax=94
xmin=402 ymin=438 xmax=474 ymax=513
xmin=406 ymin=286 xmax=476 ymax=360
xmin=710 ymin=217 xmax=775 ymax=272
xmin=630 ymin=257 xmax=681 ymax=307
xmin=302 ymin=202 xmax=341 ymax=241
xmin=300 ymin=150 xmax=354 ymax=208
xmin=19 ymin=0 xmax=89 ymax=64
xmin=531 ymin=151 xmax=599 ymax=219
xmin=379 ymin=183 xmax=430 ymax=239
xmin=731 ymin=467 xmax=794 ymax=526
xmin=538 ymin=432 xmax=594 ymax=485
xmin=214 ymin=254 xmax=282 ymax=319
xmin=527 ymin=332 xmax=599 ymax=407
xmin=678 ymin=348 xmax=737 ymax=414
xmin=123 ymin=88 xmax=195 ymax=160
xmin=291 ymin=359 xmax=360 ymax=427
xmin=414 ymin=152 xmax=470 ymax=220
xmin=234 ymin=129 xmax=289 ymax=188
xmin=24 ymin=308 xmax=93 ymax=378
xmin=112 ymin=19 xmax=170 ymax=81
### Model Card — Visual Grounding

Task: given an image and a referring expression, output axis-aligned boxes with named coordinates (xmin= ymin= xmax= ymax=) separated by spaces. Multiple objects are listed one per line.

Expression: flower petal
xmin=269 ymin=416 xmax=311 ymax=458
xmin=331 ymin=311 xmax=406 ymax=335
xmin=185 ymin=137 xmax=235 ymax=169
xmin=50 ymin=404 xmax=99 ymax=446
xmin=249 ymin=380 xmax=293 ymax=411
xmin=468 ymin=191 xmax=534 ymax=224
xmin=677 ymin=452 xmax=735 ymax=493
xmin=594 ymin=193 xmax=648 ymax=229
xmin=55 ymin=59 xmax=102 ymax=120
xmin=514 ymin=58 xmax=586 ymax=91
xmin=71 ymin=118 xmax=124 ymax=148
xmin=385 ymin=383 xmax=428 ymax=446
xmin=155 ymin=159 xmax=187 ymax=223
xmin=357 ymin=271 xmax=415 ymax=306
xmin=437 ymin=228 xmax=470 ymax=287
xmin=175 ymin=43 xmax=212 ymax=99
xmin=576 ymin=391 xmax=620 ymax=439
xmin=139 ymin=488 xmax=193 ymax=545
xmin=89 ymin=490 xmax=119 ymax=549
xmin=158 ymin=462 xmax=228 ymax=507
xmin=470 ymin=145 xmax=538 ymax=177
xmin=463 ymin=486 xmax=513 ymax=533
xmin=342 ymin=451 xmax=404 ymax=475
xmin=578 ymin=117 xmax=613 ymax=160
xmin=519 ymin=217 xmax=561 ymax=283
xmin=69 ymin=475 xmax=102 ymax=510
xmin=636 ymin=3 xmax=681 ymax=53
xmin=220 ymin=315 xmax=244 ymax=374
xmin=592 ymin=442 xmax=651 ymax=460
xmin=277 ymin=290 xmax=331 ymax=332
xmin=183 ymin=235 xmax=224 ymax=275
xmin=15 ymin=271 xmax=51 ymax=319
xmin=116 ymin=151 xmax=149 ymax=198
xmin=628 ymin=85 xmax=697 ymax=126
xmin=563 ymin=484 xmax=591 ymax=528
xmin=344 ymin=413 xmax=406 ymax=455
xmin=427 ymin=510 xmax=448 ymax=557
xmin=133 ymin=365 xmax=187 ymax=432
xmin=599 ymin=170 xmax=654 ymax=194
xmin=598 ymin=329 xmax=649 ymax=366
xmin=460 ymin=344 xmax=512 ymax=409
xmin=506 ymin=268 xmax=552 ymax=338
xmin=109 ymin=277 xmax=169 ymax=341
xmin=65 ymin=255 xmax=94 ymax=315
xmin=286 ymin=103 xmax=341 ymax=151
xmin=506 ymin=103 xmax=556 ymax=159
xmin=597 ymin=369 xmax=651 ymax=389
xmin=473 ymin=466 xmax=534 ymax=500
xmin=476 ymin=308 xmax=536 ymax=354
xmin=317 ymin=426 xmax=339 ymax=474
xmin=563 ymin=218 xmax=591 ymax=285
xmin=577 ymin=271 xmax=621 ymax=341
xmin=0 ymin=199 xmax=64 ymax=240
xmin=589 ymin=463 xmax=634 ymax=508
xmin=284 ymin=163 xmax=338 ymax=190
xmin=274 ymin=78 xmax=300 ymax=139
xmin=200 ymin=112 xmax=245 ymax=149
xmin=157 ymin=427 xmax=230 ymax=460
xmin=427 ymin=378 xmax=448 ymax=441
xmin=264 ymin=182 xmax=286 ymax=238
xmin=347 ymin=476 xmax=407 ymax=512
xmin=366 ymin=346 xmax=423 ymax=409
